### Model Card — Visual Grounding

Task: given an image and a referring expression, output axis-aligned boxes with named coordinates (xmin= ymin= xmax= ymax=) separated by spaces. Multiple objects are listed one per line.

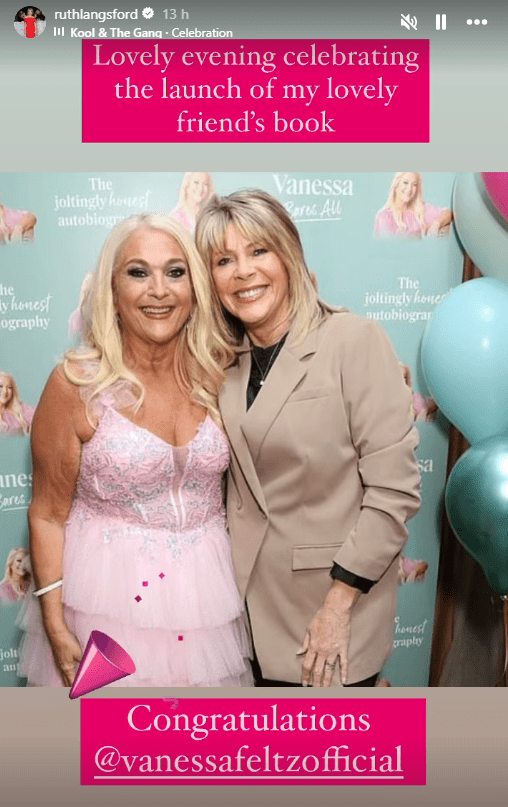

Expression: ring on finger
xmin=324 ymin=660 xmax=336 ymax=670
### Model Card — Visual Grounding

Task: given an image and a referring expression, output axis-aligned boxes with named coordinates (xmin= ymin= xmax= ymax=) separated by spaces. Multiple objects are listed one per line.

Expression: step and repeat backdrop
xmin=0 ymin=171 xmax=463 ymax=686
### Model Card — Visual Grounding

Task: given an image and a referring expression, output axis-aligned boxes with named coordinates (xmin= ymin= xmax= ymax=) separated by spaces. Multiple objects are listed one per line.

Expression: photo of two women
xmin=16 ymin=180 xmax=422 ymax=690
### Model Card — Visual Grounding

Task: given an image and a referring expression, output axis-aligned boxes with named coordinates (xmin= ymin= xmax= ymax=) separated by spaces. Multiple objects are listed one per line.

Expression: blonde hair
xmin=63 ymin=213 xmax=234 ymax=425
xmin=177 ymin=172 xmax=215 ymax=210
xmin=1 ymin=548 xmax=30 ymax=599
xmin=195 ymin=189 xmax=325 ymax=345
xmin=385 ymin=172 xmax=426 ymax=234
xmin=0 ymin=372 xmax=30 ymax=434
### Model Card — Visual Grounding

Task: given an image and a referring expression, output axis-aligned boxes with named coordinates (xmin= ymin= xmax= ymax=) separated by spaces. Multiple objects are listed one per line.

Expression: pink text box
xmin=81 ymin=698 xmax=426 ymax=785
xmin=82 ymin=39 xmax=429 ymax=143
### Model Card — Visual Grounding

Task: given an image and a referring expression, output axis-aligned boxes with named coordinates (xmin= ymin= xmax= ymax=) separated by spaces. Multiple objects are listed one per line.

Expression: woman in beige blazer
xmin=195 ymin=190 xmax=421 ymax=687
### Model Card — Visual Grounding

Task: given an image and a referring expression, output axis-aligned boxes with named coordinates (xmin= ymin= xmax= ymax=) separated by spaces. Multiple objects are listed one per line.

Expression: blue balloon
xmin=446 ymin=433 xmax=508 ymax=595
xmin=454 ymin=172 xmax=508 ymax=281
xmin=421 ymin=277 xmax=508 ymax=443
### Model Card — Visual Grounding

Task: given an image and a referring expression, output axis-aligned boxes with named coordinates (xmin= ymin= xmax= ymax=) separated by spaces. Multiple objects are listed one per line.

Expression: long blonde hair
xmin=177 ymin=172 xmax=215 ymax=211
xmin=1 ymin=548 xmax=30 ymax=599
xmin=195 ymin=189 xmax=325 ymax=345
xmin=384 ymin=172 xmax=426 ymax=234
xmin=64 ymin=213 xmax=234 ymax=425
xmin=0 ymin=372 xmax=30 ymax=434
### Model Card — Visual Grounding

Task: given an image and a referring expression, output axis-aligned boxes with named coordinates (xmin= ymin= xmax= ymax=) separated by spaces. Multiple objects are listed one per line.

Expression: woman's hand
xmin=9 ymin=225 xmax=23 ymax=243
xmin=425 ymin=219 xmax=441 ymax=237
xmin=45 ymin=624 xmax=82 ymax=687
xmin=297 ymin=580 xmax=360 ymax=687
xmin=0 ymin=224 xmax=10 ymax=242
xmin=427 ymin=208 xmax=453 ymax=237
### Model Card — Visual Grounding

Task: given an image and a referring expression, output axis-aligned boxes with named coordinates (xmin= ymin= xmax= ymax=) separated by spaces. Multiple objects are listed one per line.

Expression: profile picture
xmin=0 ymin=547 xmax=31 ymax=605
xmin=0 ymin=372 xmax=36 ymax=436
xmin=374 ymin=172 xmax=453 ymax=239
xmin=0 ymin=191 xmax=37 ymax=242
xmin=14 ymin=6 xmax=46 ymax=38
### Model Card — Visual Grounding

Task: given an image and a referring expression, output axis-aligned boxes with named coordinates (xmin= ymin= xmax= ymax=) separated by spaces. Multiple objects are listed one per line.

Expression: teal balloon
xmin=454 ymin=172 xmax=508 ymax=281
xmin=445 ymin=433 xmax=508 ymax=595
xmin=421 ymin=277 xmax=508 ymax=443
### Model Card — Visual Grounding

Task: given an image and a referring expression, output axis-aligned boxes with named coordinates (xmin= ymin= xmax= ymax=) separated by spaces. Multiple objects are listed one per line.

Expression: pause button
xmin=436 ymin=14 xmax=446 ymax=30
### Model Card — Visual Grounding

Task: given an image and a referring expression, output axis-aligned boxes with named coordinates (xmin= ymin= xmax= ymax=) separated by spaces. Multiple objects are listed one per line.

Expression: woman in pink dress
xmin=374 ymin=172 xmax=453 ymax=239
xmin=17 ymin=213 xmax=252 ymax=688
xmin=0 ymin=372 xmax=35 ymax=436
xmin=171 ymin=173 xmax=215 ymax=232
xmin=0 ymin=548 xmax=31 ymax=604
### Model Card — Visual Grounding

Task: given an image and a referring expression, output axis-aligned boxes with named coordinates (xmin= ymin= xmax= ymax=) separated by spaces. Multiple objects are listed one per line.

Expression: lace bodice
xmin=71 ymin=407 xmax=229 ymax=534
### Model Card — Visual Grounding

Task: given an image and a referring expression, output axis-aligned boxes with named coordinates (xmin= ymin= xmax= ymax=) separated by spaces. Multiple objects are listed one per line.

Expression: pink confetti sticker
xmin=142 ymin=581 xmax=148 ymax=587
xmin=162 ymin=698 xmax=179 ymax=710
xmin=134 ymin=595 xmax=142 ymax=603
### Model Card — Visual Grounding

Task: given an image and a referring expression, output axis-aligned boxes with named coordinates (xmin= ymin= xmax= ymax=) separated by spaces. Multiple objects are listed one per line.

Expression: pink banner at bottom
xmin=81 ymin=698 xmax=425 ymax=785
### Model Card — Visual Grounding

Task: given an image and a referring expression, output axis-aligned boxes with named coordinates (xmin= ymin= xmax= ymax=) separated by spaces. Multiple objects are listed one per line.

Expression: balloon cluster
xmin=421 ymin=173 xmax=508 ymax=595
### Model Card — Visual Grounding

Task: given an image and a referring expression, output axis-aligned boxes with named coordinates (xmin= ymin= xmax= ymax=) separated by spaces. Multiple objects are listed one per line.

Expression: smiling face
xmin=113 ymin=228 xmax=193 ymax=351
xmin=11 ymin=551 xmax=25 ymax=578
xmin=187 ymin=173 xmax=211 ymax=206
xmin=395 ymin=173 xmax=419 ymax=206
xmin=0 ymin=375 xmax=13 ymax=407
xmin=212 ymin=224 xmax=291 ymax=345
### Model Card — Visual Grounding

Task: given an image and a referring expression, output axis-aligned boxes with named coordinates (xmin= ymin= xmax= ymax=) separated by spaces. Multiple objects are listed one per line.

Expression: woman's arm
xmin=437 ymin=208 xmax=453 ymax=229
xmin=334 ymin=318 xmax=421 ymax=576
xmin=28 ymin=367 xmax=86 ymax=686
xmin=300 ymin=317 xmax=421 ymax=686
xmin=10 ymin=212 xmax=37 ymax=243
xmin=426 ymin=206 xmax=453 ymax=236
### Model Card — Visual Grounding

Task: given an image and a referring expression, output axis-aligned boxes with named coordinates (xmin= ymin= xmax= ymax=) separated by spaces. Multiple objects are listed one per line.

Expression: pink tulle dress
xmin=17 ymin=391 xmax=252 ymax=687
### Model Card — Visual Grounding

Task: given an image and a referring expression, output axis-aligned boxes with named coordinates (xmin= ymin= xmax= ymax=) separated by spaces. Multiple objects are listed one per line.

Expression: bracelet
xmin=33 ymin=579 xmax=63 ymax=598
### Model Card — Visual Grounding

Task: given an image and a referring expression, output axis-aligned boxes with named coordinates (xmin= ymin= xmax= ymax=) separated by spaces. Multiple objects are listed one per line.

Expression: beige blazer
xmin=220 ymin=310 xmax=421 ymax=685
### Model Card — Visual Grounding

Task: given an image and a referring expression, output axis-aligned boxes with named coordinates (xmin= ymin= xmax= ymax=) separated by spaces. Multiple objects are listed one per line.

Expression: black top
xmin=246 ymin=336 xmax=287 ymax=410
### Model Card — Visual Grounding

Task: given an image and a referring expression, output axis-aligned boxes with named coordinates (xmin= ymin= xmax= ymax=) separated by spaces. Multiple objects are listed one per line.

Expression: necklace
xmin=250 ymin=336 xmax=286 ymax=387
